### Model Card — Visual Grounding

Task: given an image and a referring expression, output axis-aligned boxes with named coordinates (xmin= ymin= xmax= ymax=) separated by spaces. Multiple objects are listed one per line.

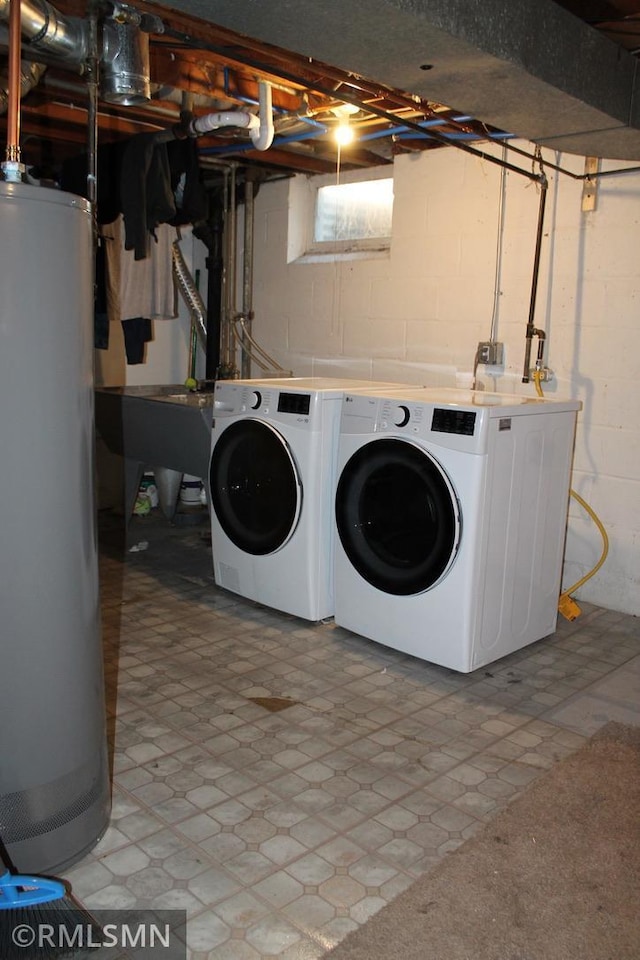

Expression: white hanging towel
xmin=102 ymin=214 xmax=178 ymax=323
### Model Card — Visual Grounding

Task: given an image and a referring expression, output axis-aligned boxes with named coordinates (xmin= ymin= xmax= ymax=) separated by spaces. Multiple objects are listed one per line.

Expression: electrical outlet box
xmin=477 ymin=341 xmax=504 ymax=365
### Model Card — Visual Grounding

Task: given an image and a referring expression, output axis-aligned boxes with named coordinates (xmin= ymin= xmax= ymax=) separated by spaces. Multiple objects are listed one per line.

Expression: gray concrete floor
xmin=65 ymin=508 xmax=640 ymax=959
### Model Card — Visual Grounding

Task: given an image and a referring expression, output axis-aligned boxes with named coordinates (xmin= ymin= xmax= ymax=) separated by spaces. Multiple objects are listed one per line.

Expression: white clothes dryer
xmin=333 ymin=387 xmax=581 ymax=672
xmin=209 ymin=377 xmax=406 ymax=620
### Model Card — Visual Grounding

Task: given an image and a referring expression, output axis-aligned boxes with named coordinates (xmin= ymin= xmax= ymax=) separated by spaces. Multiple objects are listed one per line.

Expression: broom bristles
xmin=0 ymin=893 xmax=112 ymax=960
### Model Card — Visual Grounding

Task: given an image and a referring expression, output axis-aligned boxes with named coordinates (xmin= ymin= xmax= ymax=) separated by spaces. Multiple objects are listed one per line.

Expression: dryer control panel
xmin=432 ymin=408 xmax=476 ymax=436
xmin=341 ymin=393 xmax=491 ymax=454
xmin=213 ymin=380 xmax=330 ymax=429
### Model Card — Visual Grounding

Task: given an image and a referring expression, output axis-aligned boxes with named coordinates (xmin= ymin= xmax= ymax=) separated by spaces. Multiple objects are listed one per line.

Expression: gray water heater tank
xmin=0 ymin=181 xmax=110 ymax=873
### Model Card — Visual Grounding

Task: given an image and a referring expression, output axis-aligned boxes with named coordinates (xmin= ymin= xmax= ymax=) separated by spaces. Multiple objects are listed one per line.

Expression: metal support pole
xmin=240 ymin=179 xmax=255 ymax=378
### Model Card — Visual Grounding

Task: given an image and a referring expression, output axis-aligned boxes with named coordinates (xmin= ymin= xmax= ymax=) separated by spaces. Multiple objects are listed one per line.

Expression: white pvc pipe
xmin=189 ymin=81 xmax=274 ymax=151
xmin=191 ymin=110 xmax=255 ymax=135
xmin=250 ymin=81 xmax=274 ymax=151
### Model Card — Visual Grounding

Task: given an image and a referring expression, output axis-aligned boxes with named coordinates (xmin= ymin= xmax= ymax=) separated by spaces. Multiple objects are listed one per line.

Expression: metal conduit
xmin=359 ymin=115 xmax=472 ymax=139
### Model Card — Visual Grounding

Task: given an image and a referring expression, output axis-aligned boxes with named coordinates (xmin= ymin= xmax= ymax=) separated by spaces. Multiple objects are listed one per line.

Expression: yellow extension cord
xmin=532 ymin=370 xmax=609 ymax=620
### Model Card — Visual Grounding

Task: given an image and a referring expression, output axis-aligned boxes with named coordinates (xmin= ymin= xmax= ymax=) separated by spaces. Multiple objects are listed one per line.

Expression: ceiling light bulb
xmin=335 ymin=121 xmax=354 ymax=146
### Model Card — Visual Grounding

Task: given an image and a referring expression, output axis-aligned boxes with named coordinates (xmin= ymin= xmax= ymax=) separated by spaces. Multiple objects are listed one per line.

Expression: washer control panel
xmin=393 ymin=404 xmax=410 ymax=428
xmin=277 ymin=392 xmax=311 ymax=416
xmin=377 ymin=400 xmax=477 ymax=437
xmin=378 ymin=399 xmax=427 ymax=433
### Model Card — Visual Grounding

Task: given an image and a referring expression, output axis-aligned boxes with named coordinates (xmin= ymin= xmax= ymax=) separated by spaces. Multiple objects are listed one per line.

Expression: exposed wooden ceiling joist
xmin=3 ymin=0 xmax=640 ymax=183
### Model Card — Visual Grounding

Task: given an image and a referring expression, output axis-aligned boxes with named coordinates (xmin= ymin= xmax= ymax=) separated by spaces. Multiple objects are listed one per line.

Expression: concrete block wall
xmin=251 ymin=143 xmax=640 ymax=616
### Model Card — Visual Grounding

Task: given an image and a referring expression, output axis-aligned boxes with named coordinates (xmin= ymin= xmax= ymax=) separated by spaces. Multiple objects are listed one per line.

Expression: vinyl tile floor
xmin=64 ymin=509 xmax=640 ymax=959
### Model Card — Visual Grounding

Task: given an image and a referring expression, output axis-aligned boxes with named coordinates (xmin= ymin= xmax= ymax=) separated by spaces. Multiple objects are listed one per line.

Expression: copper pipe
xmin=6 ymin=0 xmax=21 ymax=163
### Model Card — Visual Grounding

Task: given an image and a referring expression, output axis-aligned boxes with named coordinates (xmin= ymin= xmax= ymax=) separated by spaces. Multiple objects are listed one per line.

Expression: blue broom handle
xmin=0 ymin=868 xmax=66 ymax=908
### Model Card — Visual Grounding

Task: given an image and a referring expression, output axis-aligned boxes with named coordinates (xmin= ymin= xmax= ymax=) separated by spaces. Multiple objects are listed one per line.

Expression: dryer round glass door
xmin=335 ymin=438 xmax=461 ymax=595
xmin=210 ymin=419 xmax=301 ymax=555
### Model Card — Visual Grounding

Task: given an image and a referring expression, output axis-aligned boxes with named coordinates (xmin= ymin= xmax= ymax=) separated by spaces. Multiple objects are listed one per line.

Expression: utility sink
xmin=95 ymin=385 xmax=215 ymax=521
xmin=150 ymin=391 xmax=213 ymax=407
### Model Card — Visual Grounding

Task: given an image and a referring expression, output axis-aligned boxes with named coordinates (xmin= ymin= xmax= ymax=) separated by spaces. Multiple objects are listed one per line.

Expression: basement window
xmin=315 ymin=178 xmax=393 ymax=243
xmin=288 ymin=167 xmax=394 ymax=263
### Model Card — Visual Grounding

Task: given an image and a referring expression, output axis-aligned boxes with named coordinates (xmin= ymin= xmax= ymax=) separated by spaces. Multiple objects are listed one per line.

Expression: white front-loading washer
xmin=208 ymin=377 xmax=406 ymax=620
xmin=333 ymin=387 xmax=582 ymax=672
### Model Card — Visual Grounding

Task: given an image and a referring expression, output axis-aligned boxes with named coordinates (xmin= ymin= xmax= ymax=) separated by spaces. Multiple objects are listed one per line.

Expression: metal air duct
xmin=0 ymin=0 xmax=156 ymax=104
xmin=0 ymin=0 xmax=88 ymax=66
xmin=100 ymin=17 xmax=150 ymax=104
xmin=0 ymin=60 xmax=46 ymax=115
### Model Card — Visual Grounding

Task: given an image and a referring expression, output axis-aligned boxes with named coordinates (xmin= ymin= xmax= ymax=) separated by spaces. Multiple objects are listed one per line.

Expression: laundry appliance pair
xmin=209 ymin=379 xmax=581 ymax=672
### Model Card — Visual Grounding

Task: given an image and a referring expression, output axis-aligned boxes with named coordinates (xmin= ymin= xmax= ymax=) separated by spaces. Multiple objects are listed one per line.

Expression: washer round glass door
xmin=335 ymin=438 xmax=460 ymax=595
xmin=210 ymin=419 xmax=301 ymax=556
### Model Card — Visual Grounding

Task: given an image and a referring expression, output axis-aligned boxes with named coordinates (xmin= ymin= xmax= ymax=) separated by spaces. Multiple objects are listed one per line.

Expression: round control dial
xmin=393 ymin=404 xmax=410 ymax=427
xmin=250 ymin=390 xmax=262 ymax=410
